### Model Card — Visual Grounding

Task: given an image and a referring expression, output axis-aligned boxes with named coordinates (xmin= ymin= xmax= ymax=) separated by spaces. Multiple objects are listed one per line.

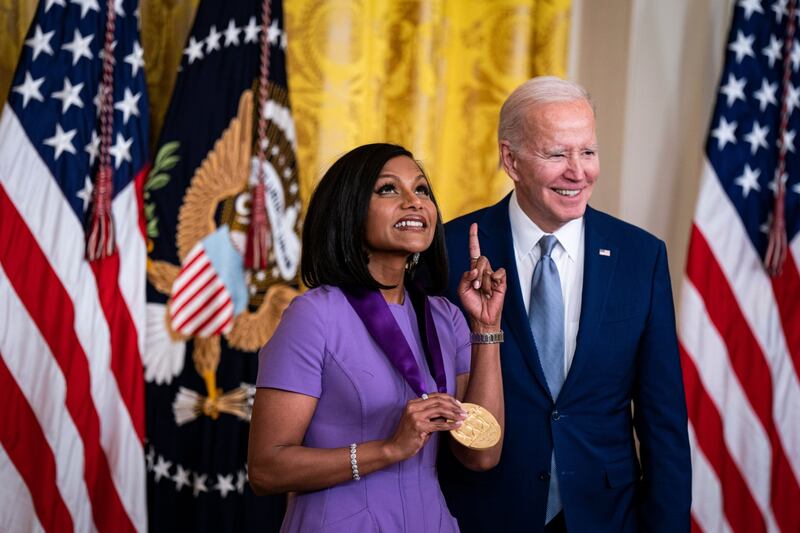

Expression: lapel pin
xmin=599 ymin=249 xmax=611 ymax=256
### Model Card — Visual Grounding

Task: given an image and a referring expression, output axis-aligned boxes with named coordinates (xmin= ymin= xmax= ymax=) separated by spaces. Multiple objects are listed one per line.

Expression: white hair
xmin=498 ymin=76 xmax=594 ymax=149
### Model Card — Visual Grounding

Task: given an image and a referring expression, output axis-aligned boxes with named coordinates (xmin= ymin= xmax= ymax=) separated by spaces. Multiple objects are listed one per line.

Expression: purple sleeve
xmin=256 ymin=292 xmax=327 ymax=398
xmin=450 ymin=302 xmax=472 ymax=376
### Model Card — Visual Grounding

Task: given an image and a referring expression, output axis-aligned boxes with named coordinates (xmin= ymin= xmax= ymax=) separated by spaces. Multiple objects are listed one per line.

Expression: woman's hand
xmin=382 ymin=393 xmax=466 ymax=462
xmin=457 ymin=223 xmax=506 ymax=331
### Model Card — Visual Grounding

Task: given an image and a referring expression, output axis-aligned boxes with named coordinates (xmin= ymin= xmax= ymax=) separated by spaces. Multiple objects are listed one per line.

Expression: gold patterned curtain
xmin=285 ymin=0 xmax=571 ymax=220
xmin=0 ymin=0 xmax=570 ymax=221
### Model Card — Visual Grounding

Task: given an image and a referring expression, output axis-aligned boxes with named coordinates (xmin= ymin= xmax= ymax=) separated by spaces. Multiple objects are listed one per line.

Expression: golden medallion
xmin=449 ymin=402 xmax=501 ymax=450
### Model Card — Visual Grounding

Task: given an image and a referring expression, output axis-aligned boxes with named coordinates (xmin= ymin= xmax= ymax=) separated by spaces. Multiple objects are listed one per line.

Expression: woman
xmin=248 ymin=143 xmax=506 ymax=532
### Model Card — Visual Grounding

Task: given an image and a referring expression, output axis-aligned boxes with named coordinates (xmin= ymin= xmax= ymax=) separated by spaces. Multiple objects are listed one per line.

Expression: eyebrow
xmin=377 ymin=173 xmax=427 ymax=180
xmin=544 ymin=144 xmax=599 ymax=153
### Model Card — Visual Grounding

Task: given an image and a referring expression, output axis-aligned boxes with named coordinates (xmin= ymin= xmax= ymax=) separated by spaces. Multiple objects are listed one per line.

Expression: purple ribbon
xmin=343 ymin=284 xmax=447 ymax=397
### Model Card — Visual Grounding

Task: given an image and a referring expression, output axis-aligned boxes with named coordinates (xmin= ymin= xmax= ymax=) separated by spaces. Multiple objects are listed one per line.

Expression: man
xmin=440 ymin=76 xmax=691 ymax=532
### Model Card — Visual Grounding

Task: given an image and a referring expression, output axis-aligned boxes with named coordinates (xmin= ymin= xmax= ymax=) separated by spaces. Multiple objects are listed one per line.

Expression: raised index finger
xmin=469 ymin=223 xmax=481 ymax=263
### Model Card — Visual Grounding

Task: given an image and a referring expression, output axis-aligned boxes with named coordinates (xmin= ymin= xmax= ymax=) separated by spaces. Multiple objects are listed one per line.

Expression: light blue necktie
xmin=529 ymin=234 xmax=565 ymax=524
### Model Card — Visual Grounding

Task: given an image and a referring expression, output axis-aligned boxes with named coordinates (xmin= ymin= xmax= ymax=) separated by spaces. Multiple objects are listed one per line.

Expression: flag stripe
xmin=0 ymin=184 xmax=135 ymax=533
xmin=1 ymin=110 xmax=146 ymax=532
xmin=178 ymin=285 xmax=230 ymax=333
xmin=688 ymin=423 xmax=730 ymax=533
xmin=195 ymin=300 xmax=234 ymax=337
xmin=170 ymin=263 xmax=216 ymax=316
xmin=90 ymin=253 xmax=145 ymax=441
xmin=680 ymin=342 xmax=766 ymax=533
xmin=685 ymin=225 xmax=800 ymax=531
xmin=170 ymin=246 xmax=208 ymax=298
xmin=115 ymin=168 xmax=149 ymax=358
xmin=172 ymin=280 xmax=227 ymax=332
xmin=0 ymin=446 xmax=45 ymax=533
xmin=680 ymin=278 xmax=777 ymax=529
xmin=0 ymin=354 xmax=73 ymax=533
xmin=771 ymin=252 xmax=800 ymax=379
xmin=175 ymin=244 xmax=204 ymax=279
xmin=171 ymin=263 xmax=215 ymax=312
xmin=172 ymin=250 xmax=212 ymax=303
xmin=693 ymin=164 xmax=800 ymax=478
xmin=0 ymin=263 xmax=94 ymax=532
xmin=693 ymin=162 xmax=794 ymax=366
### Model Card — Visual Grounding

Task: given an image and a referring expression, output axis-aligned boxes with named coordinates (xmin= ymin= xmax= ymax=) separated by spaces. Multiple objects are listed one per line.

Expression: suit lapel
xmin=560 ymin=206 xmax=618 ymax=399
xmin=479 ymin=195 xmax=552 ymax=397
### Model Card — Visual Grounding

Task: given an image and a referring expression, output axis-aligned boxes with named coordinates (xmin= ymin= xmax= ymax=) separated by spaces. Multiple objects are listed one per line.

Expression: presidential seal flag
xmin=0 ymin=0 xmax=149 ymax=531
xmin=143 ymin=0 xmax=297 ymax=530
xmin=680 ymin=0 xmax=800 ymax=531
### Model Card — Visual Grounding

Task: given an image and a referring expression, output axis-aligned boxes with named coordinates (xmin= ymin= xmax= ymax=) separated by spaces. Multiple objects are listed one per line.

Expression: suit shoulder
xmin=589 ymin=208 xmax=665 ymax=250
xmin=445 ymin=205 xmax=493 ymax=233
xmin=444 ymin=197 xmax=509 ymax=245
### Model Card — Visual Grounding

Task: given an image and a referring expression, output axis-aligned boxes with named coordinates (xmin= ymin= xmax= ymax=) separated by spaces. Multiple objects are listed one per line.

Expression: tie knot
xmin=538 ymin=234 xmax=558 ymax=258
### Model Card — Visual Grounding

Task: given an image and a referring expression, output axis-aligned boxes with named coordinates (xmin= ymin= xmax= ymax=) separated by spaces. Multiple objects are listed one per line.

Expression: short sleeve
xmin=256 ymin=291 xmax=328 ymax=398
xmin=449 ymin=302 xmax=472 ymax=376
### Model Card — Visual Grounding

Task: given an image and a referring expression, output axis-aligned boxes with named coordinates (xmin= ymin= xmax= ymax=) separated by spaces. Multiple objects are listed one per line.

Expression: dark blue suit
xmin=440 ymin=195 xmax=691 ymax=533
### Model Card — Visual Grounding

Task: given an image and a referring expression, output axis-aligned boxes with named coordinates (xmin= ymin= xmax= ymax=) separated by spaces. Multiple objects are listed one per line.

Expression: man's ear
xmin=499 ymin=140 xmax=520 ymax=182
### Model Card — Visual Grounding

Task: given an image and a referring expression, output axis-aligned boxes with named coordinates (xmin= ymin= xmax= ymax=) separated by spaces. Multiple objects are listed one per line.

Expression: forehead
xmin=524 ymin=99 xmax=596 ymax=146
xmin=379 ymin=155 xmax=425 ymax=178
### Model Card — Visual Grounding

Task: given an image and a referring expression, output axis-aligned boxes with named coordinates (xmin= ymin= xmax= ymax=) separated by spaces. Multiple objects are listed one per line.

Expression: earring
xmin=406 ymin=252 xmax=420 ymax=271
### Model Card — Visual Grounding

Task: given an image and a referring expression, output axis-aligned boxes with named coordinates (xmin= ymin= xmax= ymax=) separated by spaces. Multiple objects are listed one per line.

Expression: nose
xmin=564 ymin=152 xmax=584 ymax=181
xmin=401 ymin=189 xmax=423 ymax=209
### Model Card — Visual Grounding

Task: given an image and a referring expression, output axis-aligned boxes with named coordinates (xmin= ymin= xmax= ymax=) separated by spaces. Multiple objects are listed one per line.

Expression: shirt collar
xmin=508 ymin=190 xmax=584 ymax=261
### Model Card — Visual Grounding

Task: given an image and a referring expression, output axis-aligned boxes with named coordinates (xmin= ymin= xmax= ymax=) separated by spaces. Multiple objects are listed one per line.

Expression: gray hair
xmin=498 ymin=76 xmax=594 ymax=149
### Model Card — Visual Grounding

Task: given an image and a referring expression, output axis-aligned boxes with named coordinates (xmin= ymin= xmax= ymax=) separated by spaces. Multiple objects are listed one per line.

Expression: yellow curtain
xmin=285 ymin=0 xmax=571 ymax=220
xmin=0 ymin=0 xmax=570 ymax=221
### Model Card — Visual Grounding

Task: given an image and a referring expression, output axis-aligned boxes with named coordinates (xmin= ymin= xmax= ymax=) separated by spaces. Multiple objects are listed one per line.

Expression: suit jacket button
xmin=539 ymin=471 xmax=550 ymax=481
xmin=552 ymin=410 xmax=560 ymax=421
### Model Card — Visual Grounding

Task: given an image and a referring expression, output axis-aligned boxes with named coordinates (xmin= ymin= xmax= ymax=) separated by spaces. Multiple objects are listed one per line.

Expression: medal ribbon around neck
xmin=343 ymin=283 xmax=447 ymax=398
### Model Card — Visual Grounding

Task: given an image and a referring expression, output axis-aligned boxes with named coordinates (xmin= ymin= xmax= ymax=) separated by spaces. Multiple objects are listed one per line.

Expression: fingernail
xmin=473 ymin=280 xmax=480 ymax=289
xmin=455 ymin=420 xmax=463 ymax=427
xmin=455 ymin=399 xmax=462 ymax=405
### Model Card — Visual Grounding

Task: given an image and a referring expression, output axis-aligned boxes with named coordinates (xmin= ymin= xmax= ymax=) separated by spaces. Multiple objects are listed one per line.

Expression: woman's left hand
xmin=457 ymin=223 xmax=506 ymax=330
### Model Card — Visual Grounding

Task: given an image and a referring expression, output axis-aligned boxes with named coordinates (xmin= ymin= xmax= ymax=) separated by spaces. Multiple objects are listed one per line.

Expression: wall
xmin=569 ymin=0 xmax=736 ymax=300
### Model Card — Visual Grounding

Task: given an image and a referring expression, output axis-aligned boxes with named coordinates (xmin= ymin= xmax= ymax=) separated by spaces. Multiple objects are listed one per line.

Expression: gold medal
xmin=449 ymin=402 xmax=501 ymax=450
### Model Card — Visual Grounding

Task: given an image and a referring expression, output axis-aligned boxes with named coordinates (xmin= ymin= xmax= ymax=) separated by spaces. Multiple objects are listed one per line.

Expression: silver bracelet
xmin=470 ymin=330 xmax=504 ymax=344
xmin=349 ymin=443 xmax=361 ymax=481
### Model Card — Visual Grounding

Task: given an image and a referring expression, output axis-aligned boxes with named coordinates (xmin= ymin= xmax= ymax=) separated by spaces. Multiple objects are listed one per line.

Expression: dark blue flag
xmin=142 ymin=1 xmax=299 ymax=530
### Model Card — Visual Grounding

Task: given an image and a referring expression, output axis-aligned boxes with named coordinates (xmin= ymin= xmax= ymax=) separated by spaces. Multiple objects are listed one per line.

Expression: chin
xmin=552 ymin=207 xmax=587 ymax=227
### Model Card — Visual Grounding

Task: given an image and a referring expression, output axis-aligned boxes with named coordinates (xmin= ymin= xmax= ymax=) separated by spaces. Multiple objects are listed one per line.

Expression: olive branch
xmin=144 ymin=141 xmax=180 ymax=239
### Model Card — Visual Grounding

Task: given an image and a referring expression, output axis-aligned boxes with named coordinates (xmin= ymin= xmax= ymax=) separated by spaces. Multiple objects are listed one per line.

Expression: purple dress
xmin=256 ymin=285 xmax=471 ymax=532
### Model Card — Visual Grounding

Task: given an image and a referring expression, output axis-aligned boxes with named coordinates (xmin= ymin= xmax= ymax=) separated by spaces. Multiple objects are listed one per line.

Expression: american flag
xmin=680 ymin=0 xmax=800 ymax=532
xmin=0 ymin=0 xmax=148 ymax=531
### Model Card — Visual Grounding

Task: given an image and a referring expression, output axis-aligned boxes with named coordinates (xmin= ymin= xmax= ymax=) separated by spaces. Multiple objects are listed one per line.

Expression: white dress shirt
xmin=508 ymin=191 xmax=585 ymax=376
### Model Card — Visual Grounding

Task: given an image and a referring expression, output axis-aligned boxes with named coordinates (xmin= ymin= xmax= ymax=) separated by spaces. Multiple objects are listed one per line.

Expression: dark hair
xmin=301 ymin=143 xmax=448 ymax=293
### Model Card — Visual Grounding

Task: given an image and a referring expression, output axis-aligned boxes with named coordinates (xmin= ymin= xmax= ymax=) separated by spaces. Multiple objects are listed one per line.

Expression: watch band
xmin=470 ymin=330 xmax=504 ymax=344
